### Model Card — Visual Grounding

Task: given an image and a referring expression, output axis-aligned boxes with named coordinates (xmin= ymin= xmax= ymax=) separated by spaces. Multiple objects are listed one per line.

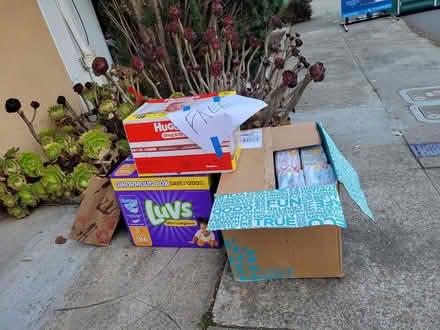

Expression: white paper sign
xmin=168 ymin=95 xmax=267 ymax=154
xmin=240 ymin=129 xmax=263 ymax=149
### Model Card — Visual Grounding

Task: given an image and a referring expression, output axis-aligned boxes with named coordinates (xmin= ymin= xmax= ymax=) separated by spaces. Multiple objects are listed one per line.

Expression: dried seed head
xmin=85 ymin=82 xmax=93 ymax=89
xmin=224 ymin=15 xmax=233 ymax=26
xmin=250 ymin=37 xmax=260 ymax=49
xmin=211 ymin=39 xmax=221 ymax=50
xmin=211 ymin=0 xmax=223 ymax=16
xmin=57 ymin=96 xmax=66 ymax=106
xmin=92 ymin=57 xmax=109 ymax=76
xmin=282 ymin=70 xmax=298 ymax=88
xmin=73 ymin=83 xmax=84 ymax=94
xmin=203 ymin=28 xmax=217 ymax=43
xmin=5 ymin=98 xmax=21 ymax=113
xmin=211 ymin=61 xmax=223 ymax=77
xmin=271 ymin=15 xmax=282 ymax=28
xmin=274 ymin=57 xmax=285 ymax=70
xmin=184 ymin=28 xmax=197 ymax=41
xmin=156 ymin=47 xmax=166 ymax=59
xmin=309 ymin=62 xmax=326 ymax=82
xmin=295 ymin=38 xmax=303 ymax=48
xmin=30 ymin=101 xmax=40 ymax=109
xmin=131 ymin=55 xmax=144 ymax=72
xmin=169 ymin=6 xmax=180 ymax=19
xmin=166 ymin=21 xmax=179 ymax=34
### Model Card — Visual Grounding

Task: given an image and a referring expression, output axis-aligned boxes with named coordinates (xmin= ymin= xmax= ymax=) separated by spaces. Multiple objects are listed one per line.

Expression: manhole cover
xmin=410 ymin=144 xmax=440 ymax=158
xmin=400 ymin=86 xmax=440 ymax=104
xmin=410 ymin=104 xmax=440 ymax=123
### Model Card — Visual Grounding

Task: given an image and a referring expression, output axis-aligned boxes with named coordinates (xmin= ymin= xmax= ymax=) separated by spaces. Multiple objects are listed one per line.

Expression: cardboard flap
xmin=208 ymin=184 xmax=347 ymax=231
xmin=272 ymin=122 xmax=321 ymax=151
xmin=317 ymin=123 xmax=375 ymax=222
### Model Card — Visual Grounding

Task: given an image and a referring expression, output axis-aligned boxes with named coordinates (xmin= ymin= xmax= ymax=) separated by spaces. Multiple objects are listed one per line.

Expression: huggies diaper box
xmin=123 ymin=92 xmax=267 ymax=176
xmin=110 ymin=156 xmax=221 ymax=248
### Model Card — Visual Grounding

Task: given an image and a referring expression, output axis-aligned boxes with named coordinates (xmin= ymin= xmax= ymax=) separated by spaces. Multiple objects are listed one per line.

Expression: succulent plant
xmin=7 ymin=174 xmax=26 ymax=191
xmin=1 ymin=193 xmax=17 ymax=208
xmin=18 ymin=184 xmax=39 ymax=208
xmin=41 ymin=165 xmax=65 ymax=198
xmin=8 ymin=207 xmax=29 ymax=219
xmin=48 ymin=105 xmax=65 ymax=121
xmin=62 ymin=125 xmax=75 ymax=135
xmin=80 ymin=129 xmax=112 ymax=159
xmin=44 ymin=143 xmax=63 ymax=161
xmin=116 ymin=139 xmax=130 ymax=157
xmin=98 ymin=99 xmax=116 ymax=115
xmin=72 ymin=163 xmax=97 ymax=193
xmin=117 ymin=103 xmax=135 ymax=120
xmin=3 ymin=158 xmax=21 ymax=176
xmin=82 ymin=88 xmax=95 ymax=103
xmin=18 ymin=152 xmax=44 ymax=178
xmin=32 ymin=181 xmax=49 ymax=201
xmin=0 ymin=182 xmax=8 ymax=196
xmin=98 ymin=86 xmax=114 ymax=101
xmin=41 ymin=136 xmax=54 ymax=146
xmin=39 ymin=128 xmax=56 ymax=139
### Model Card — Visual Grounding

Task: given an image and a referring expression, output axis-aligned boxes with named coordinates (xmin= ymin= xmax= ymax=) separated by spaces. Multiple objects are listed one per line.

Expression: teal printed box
xmin=208 ymin=122 xmax=374 ymax=281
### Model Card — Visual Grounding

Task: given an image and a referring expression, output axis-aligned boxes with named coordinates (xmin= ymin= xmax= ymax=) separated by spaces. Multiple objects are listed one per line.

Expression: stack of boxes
xmin=111 ymin=92 xmax=374 ymax=281
xmin=111 ymin=92 xmax=264 ymax=248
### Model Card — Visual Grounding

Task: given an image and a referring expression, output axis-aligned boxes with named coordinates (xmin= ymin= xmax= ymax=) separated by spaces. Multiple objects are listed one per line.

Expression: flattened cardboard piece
xmin=70 ymin=176 xmax=121 ymax=247
xmin=209 ymin=184 xmax=346 ymax=231
xmin=317 ymin=123 xmax=375 ymax=221
xmin=223 ymin=226 xmax=343 ymax=281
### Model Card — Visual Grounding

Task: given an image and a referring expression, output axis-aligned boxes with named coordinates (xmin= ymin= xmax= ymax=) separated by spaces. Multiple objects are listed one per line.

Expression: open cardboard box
xmin=208 ymin=122 xmax=374 ymax=281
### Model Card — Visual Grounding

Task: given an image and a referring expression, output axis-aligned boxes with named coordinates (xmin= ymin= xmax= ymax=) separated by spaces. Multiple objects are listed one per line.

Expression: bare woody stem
xmin=173 ymin=34 xmax=196 ymax=94
xmin=30 ymin=109 xmax=37 ymax=124
xmin=104 ymin=73 xmax=134 ymax=105
xmin=284 ymin=74 xmax=313 ymax=117
xmin=141 ymin=70 xmax=163 ymax=99
xmin=158 ymin=61 xmax=176 ymax=94
xmin=64 ymin=100 xmax=89 ymax=131
xmin=17 ymin=110 xmax=41 ymax=145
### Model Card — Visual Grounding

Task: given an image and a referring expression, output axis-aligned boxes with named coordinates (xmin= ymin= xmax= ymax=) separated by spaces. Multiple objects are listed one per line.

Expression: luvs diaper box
xmin=110 ymin=156 xmax=221 ymax=248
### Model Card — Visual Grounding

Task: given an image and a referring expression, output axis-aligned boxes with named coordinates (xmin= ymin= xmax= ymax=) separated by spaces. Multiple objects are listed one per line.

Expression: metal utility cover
xmin=410 ymin=144 xmax=440 ymax=158
xmin=410 ymin=104 xmax=440 ymax=123
xmin=400 ymin=86 xmax=440 ymax=104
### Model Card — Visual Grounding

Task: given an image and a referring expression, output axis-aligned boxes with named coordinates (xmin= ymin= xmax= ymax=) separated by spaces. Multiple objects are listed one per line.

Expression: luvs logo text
xmin=145 ymin=200 xmax=192 ymax=226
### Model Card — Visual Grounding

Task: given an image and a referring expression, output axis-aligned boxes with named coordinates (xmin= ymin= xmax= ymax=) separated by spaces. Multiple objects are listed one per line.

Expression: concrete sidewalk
xmin=2 ymin=1 xmax=440 ymax=329
xmin=211 ymin=1 xmax=440 ymax=329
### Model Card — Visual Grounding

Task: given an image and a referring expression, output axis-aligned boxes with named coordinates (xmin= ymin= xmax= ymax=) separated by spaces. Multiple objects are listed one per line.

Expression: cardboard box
xmin=123 ymin=92 xmax=241 ymax=176
xmin=110 ymin=156 xmax=221 ymax=248
xmin=69 ymin=176 xmax=121 ymax=247
xmin=208 ymin=122 xmax=374 ymax=281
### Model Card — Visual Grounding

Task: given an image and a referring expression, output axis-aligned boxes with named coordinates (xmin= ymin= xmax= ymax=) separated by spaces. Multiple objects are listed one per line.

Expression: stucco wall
xmin=0 ymin=0 xmax=81 ymax=155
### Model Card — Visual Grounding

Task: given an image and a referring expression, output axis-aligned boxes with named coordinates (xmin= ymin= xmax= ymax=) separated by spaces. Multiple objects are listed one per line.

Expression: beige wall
xmin=0 ymin=0 xmax=81 ymax=155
